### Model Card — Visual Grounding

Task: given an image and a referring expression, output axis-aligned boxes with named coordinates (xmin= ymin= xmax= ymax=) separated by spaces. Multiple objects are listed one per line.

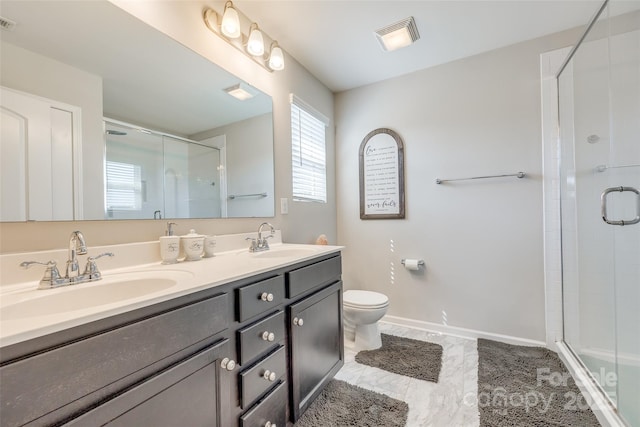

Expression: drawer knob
xmin=265 ymin=422 xmax=276 ymax=427
xmin=220 ymin=357 xmax=236 ymax=371
xmin=261 ymin=292 xmax=274 ymax=302
xmin=261 ymin=331 xmax=276 ymax=342
xmin=293 ymin=317 xmax=304 ymax=327
xmin=263 ymin=370 xmax=277 ymax=382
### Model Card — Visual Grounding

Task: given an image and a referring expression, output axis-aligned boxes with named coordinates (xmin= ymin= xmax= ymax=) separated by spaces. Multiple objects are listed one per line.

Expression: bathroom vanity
xmin=0 ymin=244 xmax=343 ymax=427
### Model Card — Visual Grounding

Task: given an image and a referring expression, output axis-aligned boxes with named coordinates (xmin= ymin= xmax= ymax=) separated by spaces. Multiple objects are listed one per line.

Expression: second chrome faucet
xmin=247 ymin=222 xmax=275 ymax=253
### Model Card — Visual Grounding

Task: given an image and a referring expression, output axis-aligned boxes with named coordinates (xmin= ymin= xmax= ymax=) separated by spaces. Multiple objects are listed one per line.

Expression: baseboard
xmin=555 ymin=341 xmax=626 ymax=427
xmin=382 ymin=315 xmax=547 ymax=348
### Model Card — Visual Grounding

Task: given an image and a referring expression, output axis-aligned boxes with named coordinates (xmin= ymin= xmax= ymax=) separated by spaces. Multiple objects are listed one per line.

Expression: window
xmin=290 ymin=94 xmax=328 ymax=203
xmin=105 ymin=160 xmax=142 ymax=211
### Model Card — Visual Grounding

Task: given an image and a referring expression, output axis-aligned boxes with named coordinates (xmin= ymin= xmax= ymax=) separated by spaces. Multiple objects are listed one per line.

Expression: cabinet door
xmin=289 ymin=281 xmax=343 ymax=421
xmin=1 ymin=293 xmax=228 ymax=427
xmin=65 ymin=339 xmax=234 ymax=427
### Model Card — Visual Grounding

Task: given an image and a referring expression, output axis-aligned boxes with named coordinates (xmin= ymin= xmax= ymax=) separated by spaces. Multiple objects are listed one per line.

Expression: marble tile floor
xmin=334 ymin=322 xmax=480 ymax=427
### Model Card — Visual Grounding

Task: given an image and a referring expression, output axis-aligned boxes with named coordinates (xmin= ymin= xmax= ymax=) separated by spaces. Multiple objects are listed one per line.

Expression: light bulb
xmin=269 ymin=42 xmax=285 ymax=71
xmin=221 ymin=2 xmax=241 ymax=39
xmin=247 ymin=24 xmax=264 ymax=56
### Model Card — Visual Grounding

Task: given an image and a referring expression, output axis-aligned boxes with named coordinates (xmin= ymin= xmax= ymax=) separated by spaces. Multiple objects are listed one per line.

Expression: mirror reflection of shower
xmin=104 ymin=119 xmax=226 ymax=220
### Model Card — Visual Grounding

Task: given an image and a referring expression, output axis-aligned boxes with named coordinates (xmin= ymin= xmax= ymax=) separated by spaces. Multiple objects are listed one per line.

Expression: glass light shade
xmin=379 ymin=28 xmax=413 ymax=51
xmin=247 ymin=25 xmax=264 ymax=56
xmin=221 ymin=4 xmax=241 ymax=39
xmin=269 ymin=44 xmax=285 ymax=71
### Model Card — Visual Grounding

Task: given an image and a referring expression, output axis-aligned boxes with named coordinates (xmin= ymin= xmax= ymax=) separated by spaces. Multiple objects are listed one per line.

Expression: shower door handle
xmin=601 ymin=186 xmax=640 ymax=226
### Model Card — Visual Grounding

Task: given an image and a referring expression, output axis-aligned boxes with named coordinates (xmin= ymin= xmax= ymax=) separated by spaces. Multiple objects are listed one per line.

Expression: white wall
xmin=0 ymin=0 xmax=336 ymax=253
xmin=336 ymin=30 xmax=580 ymax=342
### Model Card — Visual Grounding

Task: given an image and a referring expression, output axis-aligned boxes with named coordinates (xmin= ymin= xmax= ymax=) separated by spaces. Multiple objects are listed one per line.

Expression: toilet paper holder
xmin=401 ymin=259 xmax=425 ymax=267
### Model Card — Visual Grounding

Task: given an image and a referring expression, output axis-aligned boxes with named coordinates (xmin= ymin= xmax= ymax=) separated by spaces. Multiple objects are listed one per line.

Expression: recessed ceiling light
xmin=223 ymin=82 xmax=257 ymax=100
xmin=375 ymin=17 xmax=420 ymax=52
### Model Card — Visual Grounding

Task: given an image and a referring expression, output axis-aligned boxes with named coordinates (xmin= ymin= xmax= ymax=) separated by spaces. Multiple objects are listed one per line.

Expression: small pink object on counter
xmin=315 ymin=234 xmax=328 ymax=245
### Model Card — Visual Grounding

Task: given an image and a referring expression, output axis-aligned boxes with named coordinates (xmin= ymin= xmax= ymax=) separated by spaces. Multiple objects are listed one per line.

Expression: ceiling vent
xmin=0 ymin=16 xmax=16 ymax=31
xmin=375 ymin=17 xmax=419 ymax=52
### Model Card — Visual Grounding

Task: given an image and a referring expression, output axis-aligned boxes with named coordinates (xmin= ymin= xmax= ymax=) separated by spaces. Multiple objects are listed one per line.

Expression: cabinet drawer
xmin=239 ymin=346 xmax=287 ymax=409
xmin=287 ymin=255 xmax=341 ymax=298
xmin=238 ymin=310 xmax=285 ymax=365
xmin=65 ymin=339 xmax=232 ymax=427
xmin=240 ymin=381 xmax=287 ymax=427
xmin=0 ymin=293 xmax=228 ymax=427
xmin=237 ymin=275 xmax=285 ymax=322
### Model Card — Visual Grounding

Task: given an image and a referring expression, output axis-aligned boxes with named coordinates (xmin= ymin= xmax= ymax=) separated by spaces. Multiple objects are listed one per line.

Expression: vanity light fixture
xmin=268 ymin=42 xmax=285 ymax=71
xmin=203 ymin=3 xmax=285 ymax=72
xmin=247 ymin=23 xmax=265 ymax=56
xmin=224 ymin=82 xmax=258 ymax=101
xmin=220 ymin=1 xmax=241 ymax=39
xmin=375 ymin=16 xmax=420 ymax=52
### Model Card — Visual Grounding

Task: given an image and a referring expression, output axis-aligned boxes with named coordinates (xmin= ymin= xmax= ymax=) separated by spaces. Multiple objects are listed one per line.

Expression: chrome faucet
xmin=256 ymin=222 xmax=275 ymax=252
xmin=66 ymin=230 xmax=87 ymax=278
xmin=21 ymin=231 xmax=114 ymax=289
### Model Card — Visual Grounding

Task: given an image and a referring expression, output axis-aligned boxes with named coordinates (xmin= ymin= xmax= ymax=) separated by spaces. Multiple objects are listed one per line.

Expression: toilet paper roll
xmin=404 ymin=259 xmax=420 ymax=271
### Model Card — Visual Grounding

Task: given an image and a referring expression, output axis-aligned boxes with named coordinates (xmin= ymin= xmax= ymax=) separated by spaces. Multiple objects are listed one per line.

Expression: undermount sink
xmin=1 ymin=270 xmax=192 ymax=320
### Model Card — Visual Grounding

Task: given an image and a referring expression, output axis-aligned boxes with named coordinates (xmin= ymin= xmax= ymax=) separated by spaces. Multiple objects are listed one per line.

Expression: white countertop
xmin=0 ymin=243 xmax=342 ymax=348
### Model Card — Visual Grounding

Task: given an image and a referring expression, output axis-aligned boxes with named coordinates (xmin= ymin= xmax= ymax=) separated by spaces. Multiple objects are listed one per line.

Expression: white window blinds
xmin=290 ymin=95 xmax=328 ymax=203
xmin=105 ymin=160 xmax=142 ymax=211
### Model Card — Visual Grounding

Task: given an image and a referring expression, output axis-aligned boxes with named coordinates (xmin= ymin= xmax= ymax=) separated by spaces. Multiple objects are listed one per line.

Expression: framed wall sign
xmin=359 ymin=128 xmax=405 ymax=219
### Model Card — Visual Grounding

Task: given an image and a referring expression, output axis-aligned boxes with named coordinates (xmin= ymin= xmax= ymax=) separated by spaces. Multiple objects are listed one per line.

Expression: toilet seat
xmin=343 ymin=290 xmax=389 ymax=309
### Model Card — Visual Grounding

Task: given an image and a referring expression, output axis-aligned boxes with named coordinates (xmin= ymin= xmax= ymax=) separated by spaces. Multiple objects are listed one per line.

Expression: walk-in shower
xmin=104 ymin=119 xmax=223 ymax=220
xmin=557 ymin=1 xmax=639 ymax=425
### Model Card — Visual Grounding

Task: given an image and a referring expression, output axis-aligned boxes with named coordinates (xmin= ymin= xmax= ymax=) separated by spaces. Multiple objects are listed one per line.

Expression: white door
xmin=0 ymin=86 xmax=81 ymax=221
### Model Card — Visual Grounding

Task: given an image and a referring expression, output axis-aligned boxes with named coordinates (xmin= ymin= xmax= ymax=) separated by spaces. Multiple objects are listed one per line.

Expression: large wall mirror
xmin=0 ymin=0 xmax=275 ymax=221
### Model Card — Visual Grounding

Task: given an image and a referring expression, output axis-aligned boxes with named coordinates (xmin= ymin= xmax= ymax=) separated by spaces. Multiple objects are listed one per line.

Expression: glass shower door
xmin=607 ymin=5 xmax=640 ymax=424
xmin=559 ymin=3 xmax=640 ymax=425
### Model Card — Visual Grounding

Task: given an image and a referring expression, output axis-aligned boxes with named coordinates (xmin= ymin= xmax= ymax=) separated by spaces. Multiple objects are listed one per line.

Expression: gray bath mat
xmin=477 ymin=338 xmax=600 ymax=426
xmin=294 ymin=379 xmax=408 ymax=427
xmin=355 ymin=333 xmax=443 ymax=382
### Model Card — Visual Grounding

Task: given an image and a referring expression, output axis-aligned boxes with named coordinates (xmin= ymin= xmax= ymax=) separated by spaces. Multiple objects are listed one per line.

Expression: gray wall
xmin=192 ymin=113 xmax=275 ymax=218
xmin=335 ymin=28 xmax=581 ymax=342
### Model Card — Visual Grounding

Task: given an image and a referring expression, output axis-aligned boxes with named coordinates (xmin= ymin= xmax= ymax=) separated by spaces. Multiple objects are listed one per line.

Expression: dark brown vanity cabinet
xmin=289 ymin=281 xmax=343 ymax=421
xmin=0 ymin=252 xmax=343 ymax=427
xmin=66 ymin=339 xmax=233 ymax=427
xmin=0 ymin=292 xmax=233 ymax=427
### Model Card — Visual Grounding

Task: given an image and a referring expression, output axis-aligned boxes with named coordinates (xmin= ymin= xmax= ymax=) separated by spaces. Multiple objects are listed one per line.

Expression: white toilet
xmin=343 ymin=290 xmax=389 ymax=350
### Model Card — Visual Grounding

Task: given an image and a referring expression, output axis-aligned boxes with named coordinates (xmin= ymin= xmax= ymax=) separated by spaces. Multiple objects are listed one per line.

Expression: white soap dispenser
xmin=160 ymin=222 xmax=180 ymax=264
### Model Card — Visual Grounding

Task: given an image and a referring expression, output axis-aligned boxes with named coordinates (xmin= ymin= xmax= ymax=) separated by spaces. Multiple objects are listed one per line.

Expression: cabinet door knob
xmin=220 ymin=357 xmax=236 ymax=371
xmin=263 ymin=370 xmax=277 ymax=382
xmin=261 ymin=331 xmax=275 ymax=342
xmin=261 ymin=292 xmax=274 ymax=302
xmin=293 ymin=317 xmax=304 ymax=327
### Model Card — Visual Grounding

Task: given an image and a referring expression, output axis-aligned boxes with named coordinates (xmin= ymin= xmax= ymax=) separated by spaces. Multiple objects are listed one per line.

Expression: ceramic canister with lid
xmin=181 ymin=229 xmax=204 ymax=261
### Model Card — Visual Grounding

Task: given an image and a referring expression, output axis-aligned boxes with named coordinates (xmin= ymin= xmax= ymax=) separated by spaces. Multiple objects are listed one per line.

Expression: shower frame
xmin=542 ymin=1 xmax=640 ymax=426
